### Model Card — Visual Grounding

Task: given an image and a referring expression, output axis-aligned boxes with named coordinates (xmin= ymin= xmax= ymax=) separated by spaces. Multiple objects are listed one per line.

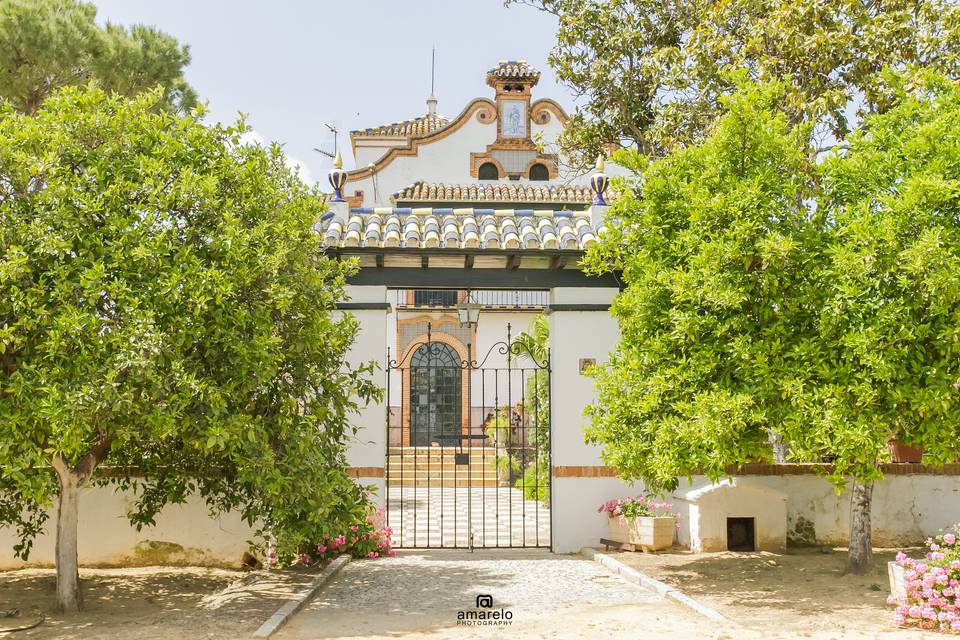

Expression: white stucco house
xmin=321 ymin=60 xmax=626 ymax=553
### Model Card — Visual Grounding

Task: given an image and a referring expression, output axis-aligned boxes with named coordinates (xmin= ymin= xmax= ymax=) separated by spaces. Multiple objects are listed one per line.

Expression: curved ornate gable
xmin=344 ymin=98 xmax=498 ymax=181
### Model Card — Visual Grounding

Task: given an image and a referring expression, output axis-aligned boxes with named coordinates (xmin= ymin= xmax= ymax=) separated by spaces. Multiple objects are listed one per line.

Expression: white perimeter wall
xmin=341 ymin=285 xmax=389 ymax=505
xmin=0 ymin=486 xmax=255 ymax=569
xmin=5 ymin=285 xmax=955 ymax=568
xmin=549 ymin=287 xmax=637 ymax=553
xmin=544 ymin=287 xmax=960 ymax=552
xmin=0 ymin=286 xmax=391 ymax=570
xmin=669 ymin=474 xmax=960 ymax=548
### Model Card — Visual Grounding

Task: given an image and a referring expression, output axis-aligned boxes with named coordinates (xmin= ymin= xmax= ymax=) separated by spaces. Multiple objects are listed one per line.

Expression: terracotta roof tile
xmin=322 ymin=208 xmax=602 ymax=251
xmin=392 ymin=181 xmax=598 ymax=205
xmin=487 ymin=60 xmax=541 ymax=86
xmin=350 ymin=113 xmax=449 ymax=139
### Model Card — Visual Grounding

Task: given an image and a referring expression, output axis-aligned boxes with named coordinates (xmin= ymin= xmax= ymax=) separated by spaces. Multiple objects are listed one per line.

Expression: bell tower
xmin=470 ymin=60 xmax=558 ymax=181
xmin=486 ymin=60 xmax=540 ymax=145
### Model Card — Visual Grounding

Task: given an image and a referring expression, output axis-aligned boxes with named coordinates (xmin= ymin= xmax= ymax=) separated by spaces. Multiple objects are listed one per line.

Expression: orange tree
xmin=584 ymin=78 xmax=960 ymax=575
xmin=0 ymin=86 xmax=379 ymax=612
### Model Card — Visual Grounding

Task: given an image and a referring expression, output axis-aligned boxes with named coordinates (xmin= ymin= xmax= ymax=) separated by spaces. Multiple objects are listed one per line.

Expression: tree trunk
xmin=52 ymin=457 xmax=84 ymax=614
xmin=847 ymin=478 xmax=874 ymax=575
xmin=50 ymin=436 xmax=112 ymax=615
xmin=769 ymin=430 xmax=791 ymax=463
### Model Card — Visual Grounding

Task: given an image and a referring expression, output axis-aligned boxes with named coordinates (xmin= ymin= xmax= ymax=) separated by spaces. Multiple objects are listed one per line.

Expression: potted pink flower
xmin=889 ymin=526 xmax=960 ymax=633
xmin=599 ymin=496 xmax=678 ymax=551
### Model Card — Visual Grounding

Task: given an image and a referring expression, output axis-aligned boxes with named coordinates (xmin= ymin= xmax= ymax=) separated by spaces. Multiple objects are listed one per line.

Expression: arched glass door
xmin=410 ymin=343 xmax=462 ymax=446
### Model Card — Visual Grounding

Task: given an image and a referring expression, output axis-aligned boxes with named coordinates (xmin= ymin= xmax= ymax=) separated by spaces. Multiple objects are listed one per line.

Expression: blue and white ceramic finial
xmin=589 ymin=154 xmax=609 ymax=206
xmin=328 ymin=151 xmax=347 ymax=203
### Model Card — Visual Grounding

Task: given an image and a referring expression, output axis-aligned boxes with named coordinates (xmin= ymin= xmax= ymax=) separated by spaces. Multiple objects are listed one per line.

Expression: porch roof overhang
xmin=325 ymin=246 xmax=621 ymax=289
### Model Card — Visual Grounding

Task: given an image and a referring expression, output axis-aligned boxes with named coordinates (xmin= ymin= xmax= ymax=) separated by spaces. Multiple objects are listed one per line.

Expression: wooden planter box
xmin=605 ymin=516 xmax=675 ymax=552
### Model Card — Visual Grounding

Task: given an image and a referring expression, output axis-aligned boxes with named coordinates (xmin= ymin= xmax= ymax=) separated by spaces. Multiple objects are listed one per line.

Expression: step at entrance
xmin=387 ymin=446 xmax=504 ymax=487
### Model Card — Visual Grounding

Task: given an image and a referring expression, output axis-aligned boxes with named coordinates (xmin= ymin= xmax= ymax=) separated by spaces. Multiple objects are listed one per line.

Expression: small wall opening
xmin=727 ymin=517 xmax=756 ymax=551
xmin=478 ymin=162 xmax=500 ymax=180
xmin=529 ymin=163 xmax=549 ymax=181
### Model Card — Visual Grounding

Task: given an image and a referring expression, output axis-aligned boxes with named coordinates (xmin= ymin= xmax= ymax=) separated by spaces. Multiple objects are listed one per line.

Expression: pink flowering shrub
xmin=287 ymin=506 xmax=395 ymax=568
xmin=598 ymin=496 xmax=679 ymax=527
xmin=889 ymin=525 xmax=960 ymax=633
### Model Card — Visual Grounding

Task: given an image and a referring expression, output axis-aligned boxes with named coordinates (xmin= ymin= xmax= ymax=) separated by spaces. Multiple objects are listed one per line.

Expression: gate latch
xmin=454 ymin=453 xmax=469 ymax=465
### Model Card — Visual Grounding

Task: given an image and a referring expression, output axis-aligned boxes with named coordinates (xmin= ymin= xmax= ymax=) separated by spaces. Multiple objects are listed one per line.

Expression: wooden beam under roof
xmin=506 ymin=254 xmax=520 ymax=271
xmin=328 ymin=246 xmax=586 ymax=261
xmin=346 ymin=267 xmax=621 ymax=289
xmin=464 ymin=254 xmax=475 ymax=269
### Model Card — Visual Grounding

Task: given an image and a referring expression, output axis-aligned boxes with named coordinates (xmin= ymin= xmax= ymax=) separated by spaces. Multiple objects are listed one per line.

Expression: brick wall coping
xmin=553 ymin=463 xmax=960 ymax=478
xmin=95 ymin=462 xmax=960 ymax=481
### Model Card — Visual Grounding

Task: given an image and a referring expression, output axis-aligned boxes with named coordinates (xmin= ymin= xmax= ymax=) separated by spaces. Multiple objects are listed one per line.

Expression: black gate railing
xmin=385 ymin=323 xmax=551 ymax=549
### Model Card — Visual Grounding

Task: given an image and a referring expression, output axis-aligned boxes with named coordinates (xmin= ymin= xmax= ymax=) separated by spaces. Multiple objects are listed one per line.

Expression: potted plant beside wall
xmin=887 ymin=437 xmax=924 ymax=463
xmin=599 ymin=496 xmax=679 ymax=552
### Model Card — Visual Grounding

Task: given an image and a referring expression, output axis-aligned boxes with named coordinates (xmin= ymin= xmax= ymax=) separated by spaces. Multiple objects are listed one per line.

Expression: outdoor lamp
xmin=457 ymin=303 xmax=481 ymax=327
xmin=457 ymin=291 xmax=481 ymax=327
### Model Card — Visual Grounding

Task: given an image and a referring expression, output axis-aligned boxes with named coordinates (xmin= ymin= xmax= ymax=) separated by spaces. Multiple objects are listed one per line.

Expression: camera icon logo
xmin=475 ymin=594 xmax=493 ymax=609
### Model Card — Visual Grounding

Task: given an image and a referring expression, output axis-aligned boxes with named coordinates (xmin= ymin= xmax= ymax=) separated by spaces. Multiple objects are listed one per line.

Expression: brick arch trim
xmin=398 ymin=330 xmax=472 ymax=447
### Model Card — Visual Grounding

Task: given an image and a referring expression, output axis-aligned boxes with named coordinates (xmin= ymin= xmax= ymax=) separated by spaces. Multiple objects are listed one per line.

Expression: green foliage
xmin=584 ymin=82 xmax=817 ymax=491
xmin=0 ymin=0 xmax=196 ymax=114
xmin=479 ymin=317 xmax=552 ymax=502
xmin=782 ymin=74 xmax=960 ymax=483
xmin=512 ymin=0 xmax=960 ymax=164
xmin=584 ymin=76 xmax=960 ymax=495
xmin=513 ymin=316 xmax=551 ymax=504
xmin=482 ymin=407 xmax=515 ymax=447
xmin=0 ymin=86 xmax=380 ymax=564
xmin=517 ymin=460 xmax=549 ymax=504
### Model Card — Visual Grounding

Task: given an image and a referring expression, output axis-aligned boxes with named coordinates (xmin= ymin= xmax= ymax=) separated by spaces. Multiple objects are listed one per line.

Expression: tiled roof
xmin=351 ymin=113 xmax=449 ymax=138
xmin=322 ymin=208 xmax=600 ymax=251
xmin=487 ymin=60 xmax=540 ymax=85
xmin=392 ymin=181 xmax=596 ymax=205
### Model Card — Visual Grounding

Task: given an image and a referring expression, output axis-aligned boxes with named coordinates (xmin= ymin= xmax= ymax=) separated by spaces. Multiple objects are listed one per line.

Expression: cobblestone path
xmin=275 ymin=550 xmax=717 ymax=640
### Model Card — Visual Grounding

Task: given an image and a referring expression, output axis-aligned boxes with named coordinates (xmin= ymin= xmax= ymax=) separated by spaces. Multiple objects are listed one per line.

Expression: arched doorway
xmin=409 ymin=342 xmax=462 ymax=446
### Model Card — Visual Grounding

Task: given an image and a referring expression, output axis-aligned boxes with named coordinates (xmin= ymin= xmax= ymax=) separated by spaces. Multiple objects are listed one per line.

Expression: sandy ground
xmin=0 ymin=549 xmax=948 ymax=639
xmin=609 ymin=546 xmax=942 ymax=639
xmin=0 ymin=566 xmax=317 ymax=639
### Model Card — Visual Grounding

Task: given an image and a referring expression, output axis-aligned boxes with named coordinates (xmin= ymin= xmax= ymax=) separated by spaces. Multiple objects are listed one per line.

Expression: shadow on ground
xmin=0 ymin=566 xmax=317 ymax=640
xmin=609 ymin=547 xmax=922 ymax=636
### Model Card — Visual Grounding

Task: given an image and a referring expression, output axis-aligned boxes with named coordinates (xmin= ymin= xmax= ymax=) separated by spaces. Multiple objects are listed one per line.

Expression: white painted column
xmin=549 ymin=287 xmax=637 ymax=553
xmin=340 ymin=285 xmax=389 ymax=506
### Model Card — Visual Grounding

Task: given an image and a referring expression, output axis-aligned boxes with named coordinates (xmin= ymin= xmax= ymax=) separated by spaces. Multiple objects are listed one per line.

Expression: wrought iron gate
xmin=386 ymin=323 xmax=551 ymax=549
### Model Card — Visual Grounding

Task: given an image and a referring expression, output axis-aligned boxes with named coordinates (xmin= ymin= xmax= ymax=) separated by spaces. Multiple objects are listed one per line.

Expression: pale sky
xmin=90 ymin=0 xmax=567 ymax=185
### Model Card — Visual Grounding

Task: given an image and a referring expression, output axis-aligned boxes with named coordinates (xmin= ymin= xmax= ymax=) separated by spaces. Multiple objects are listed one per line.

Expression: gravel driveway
xmin=275 ymin=550 xmax=720 ymax=640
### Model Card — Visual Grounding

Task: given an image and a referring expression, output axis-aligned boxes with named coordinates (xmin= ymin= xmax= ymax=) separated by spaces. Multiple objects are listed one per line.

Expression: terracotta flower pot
xmin=888 ymin=439 xmax=923 ymax=463
xmin=607 ymin=516 xmax=675 ymax=551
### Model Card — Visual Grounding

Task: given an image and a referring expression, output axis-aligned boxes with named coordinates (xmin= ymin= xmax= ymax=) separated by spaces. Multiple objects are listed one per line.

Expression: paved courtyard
xmin=387 ymin=486 xmax=550 ymax=548
xmin=275 ymin=550 xmax=720 ymax=640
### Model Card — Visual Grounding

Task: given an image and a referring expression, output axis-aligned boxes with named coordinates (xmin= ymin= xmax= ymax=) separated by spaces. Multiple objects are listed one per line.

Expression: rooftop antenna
xmin=427 ymin=47 xmax=438 ymax=116
xmin=312 ymin=122 xmax=340 ymax=159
